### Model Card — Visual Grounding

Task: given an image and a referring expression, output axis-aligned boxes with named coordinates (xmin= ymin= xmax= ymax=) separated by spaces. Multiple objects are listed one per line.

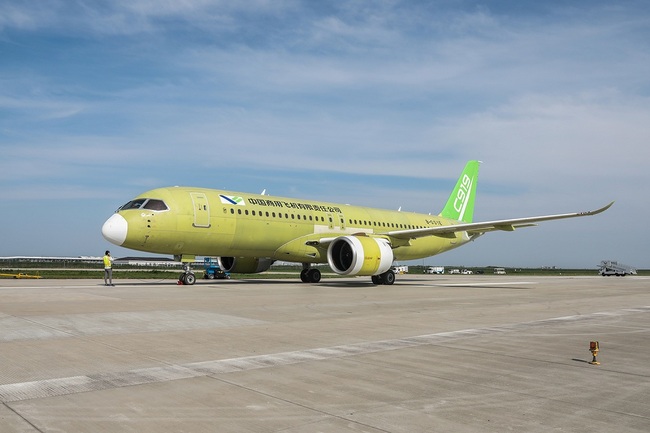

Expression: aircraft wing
xmin=385 ymin=201 xmax=614 ymax=240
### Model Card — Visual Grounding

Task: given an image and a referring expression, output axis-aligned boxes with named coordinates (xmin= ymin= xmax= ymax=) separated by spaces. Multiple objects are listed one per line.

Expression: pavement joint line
xmin=1 ymin=306 xmax=648 ymax=403
xmin=209 ymin=375 xmax=395 ymax=433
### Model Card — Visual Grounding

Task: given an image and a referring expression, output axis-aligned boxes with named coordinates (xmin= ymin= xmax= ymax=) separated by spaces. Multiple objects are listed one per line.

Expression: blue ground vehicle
xmin=203 ymin=257 xmax=230 ymax=280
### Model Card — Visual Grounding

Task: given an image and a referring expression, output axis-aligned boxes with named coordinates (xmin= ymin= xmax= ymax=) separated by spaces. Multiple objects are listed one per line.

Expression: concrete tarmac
xmin=0 ymin=274 xmax=648 ymax=432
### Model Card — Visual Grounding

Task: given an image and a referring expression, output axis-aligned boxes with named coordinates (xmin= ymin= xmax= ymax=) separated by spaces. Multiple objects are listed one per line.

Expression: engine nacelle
xmin=327 ymin=236 xmax=394 ymax=276
xmin=218 ymin=257 xmax=274 ymax=273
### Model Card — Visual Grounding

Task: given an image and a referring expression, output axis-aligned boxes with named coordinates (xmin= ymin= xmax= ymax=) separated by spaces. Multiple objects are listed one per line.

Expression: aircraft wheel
xmin=381 ymin=270 xmax=395 ymax=285
xmin=179 ymin=273 xmax=186 ymax=284
xmin=300 ymin=269 xmax=309 ymax=283
xmin=307 ymin=268 xmax=321 ymax=283
xmin=371 ymin=275 xmax=382 ymax=285
xmin=184 ymin=273 xmax=196 ymax=285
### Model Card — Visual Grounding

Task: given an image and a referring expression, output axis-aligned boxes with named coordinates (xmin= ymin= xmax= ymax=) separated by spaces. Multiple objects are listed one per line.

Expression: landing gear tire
xmin=177 ymin=261 xmax=196 ymax=285
xmin=179 ymin=272 xmax=196 ymax=285
xmin=300 ymin=268 xmax=321 ymax=283
xmin=371 ymin=270 xmax=395 ymax=285
xmin=381 ymin=270 xmax=395 ymax=285
xmin=307 ymin=268 xmax=321 ymax=283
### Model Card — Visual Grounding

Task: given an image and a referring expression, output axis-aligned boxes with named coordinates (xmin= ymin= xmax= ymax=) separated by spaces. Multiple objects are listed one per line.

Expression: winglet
xmin=440 ymin=160 xmax=481 ymax=223
xmin=581 ymin=201 xmax=614 ymax=216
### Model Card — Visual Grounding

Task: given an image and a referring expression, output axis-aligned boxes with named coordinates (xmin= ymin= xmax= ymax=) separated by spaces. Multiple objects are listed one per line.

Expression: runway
xmin=1 ymin=275 xmax=648 ymax=432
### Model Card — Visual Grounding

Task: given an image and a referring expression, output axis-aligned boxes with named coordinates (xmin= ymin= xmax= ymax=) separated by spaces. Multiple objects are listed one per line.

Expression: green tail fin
xmin=440 ymin=160 xmax=481 ymax=223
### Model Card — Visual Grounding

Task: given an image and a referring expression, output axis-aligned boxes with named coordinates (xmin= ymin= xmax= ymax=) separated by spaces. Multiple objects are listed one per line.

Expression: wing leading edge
xmin=385 ymin=201 xmax=614 ymax=241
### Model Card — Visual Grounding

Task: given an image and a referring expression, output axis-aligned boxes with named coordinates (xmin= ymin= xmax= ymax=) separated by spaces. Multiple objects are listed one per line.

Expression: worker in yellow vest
xmin=103 ymin=250 xmax=114 ymax=286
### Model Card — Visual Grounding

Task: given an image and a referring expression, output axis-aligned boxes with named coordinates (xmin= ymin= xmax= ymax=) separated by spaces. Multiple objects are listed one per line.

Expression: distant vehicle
xmin=425 ymin=266 xmax=445 ymax=274
xmin=392 ymin=265 xmax=409 ymax=274
xmin=449 ymin=269 xmax=461 ymax=274
xmin=493 ymin=268 xmax=506 ymax=275
xmin=203 ymin=257 xmax=230 ymax=280
xmin=461 ymin=269 xmax=473 ymax=275
xmin=598 ymin=260 xmax=636 ymax=277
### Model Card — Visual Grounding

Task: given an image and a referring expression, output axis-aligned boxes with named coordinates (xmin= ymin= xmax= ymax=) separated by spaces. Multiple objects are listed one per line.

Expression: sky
xmin=1 ymin=0 xmax=649 ymax=268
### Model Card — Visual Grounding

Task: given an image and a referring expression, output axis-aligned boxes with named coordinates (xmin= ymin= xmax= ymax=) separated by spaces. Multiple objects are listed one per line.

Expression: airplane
xmin=101 ymin=160 xmax=612 ymax=285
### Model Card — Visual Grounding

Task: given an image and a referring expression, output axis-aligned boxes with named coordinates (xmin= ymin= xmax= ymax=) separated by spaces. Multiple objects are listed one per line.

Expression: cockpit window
xmin=119 ymin=199 xmax=147 ymax=210
xmin=118 ymin=198 xmax=169 ymax=212
xmin=143 ymin=199 xmax=168 ymax=211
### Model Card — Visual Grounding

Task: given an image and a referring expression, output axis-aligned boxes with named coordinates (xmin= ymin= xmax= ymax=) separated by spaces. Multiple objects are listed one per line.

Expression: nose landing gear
xmin=178 ymin=261 xmax=196 ymax=285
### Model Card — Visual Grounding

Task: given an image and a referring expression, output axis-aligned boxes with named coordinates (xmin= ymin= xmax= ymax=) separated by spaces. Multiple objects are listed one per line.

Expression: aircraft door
xmin=327 ymin=213 xmax=334 ymax=230
xmin=190 ymin=192 xmax=211 ymax=228
xmin=327 ymin=212 xmax=346 ymax=230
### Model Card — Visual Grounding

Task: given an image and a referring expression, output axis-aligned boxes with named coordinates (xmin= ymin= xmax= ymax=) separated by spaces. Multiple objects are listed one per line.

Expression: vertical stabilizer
xmin=440 ymin=160 xmax=481 ymax=223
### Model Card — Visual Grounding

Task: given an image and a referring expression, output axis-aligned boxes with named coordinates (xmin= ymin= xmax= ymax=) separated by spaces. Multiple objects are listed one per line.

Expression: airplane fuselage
xmin=103 ymin=186 xmax=468 ymax=263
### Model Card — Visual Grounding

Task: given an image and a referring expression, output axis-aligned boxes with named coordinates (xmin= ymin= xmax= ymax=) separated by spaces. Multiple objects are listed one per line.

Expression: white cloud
xmin=1 ymin=1 xmax=649 ymax=263
xmin=434 ymin=91 xmax=650 ymax=179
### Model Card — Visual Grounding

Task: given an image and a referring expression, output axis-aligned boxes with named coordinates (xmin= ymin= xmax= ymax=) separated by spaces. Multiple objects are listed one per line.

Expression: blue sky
xmin=1 ymin=1 xmax=649 ymax=268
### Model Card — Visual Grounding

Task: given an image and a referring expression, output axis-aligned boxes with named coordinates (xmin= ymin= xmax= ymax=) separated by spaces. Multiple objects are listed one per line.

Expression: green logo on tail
xmin=440 ymin=160 xmax=481 ymax=223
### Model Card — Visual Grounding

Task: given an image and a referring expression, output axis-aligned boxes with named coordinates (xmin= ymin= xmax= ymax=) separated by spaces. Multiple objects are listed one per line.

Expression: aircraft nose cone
xmin=102 ymin=214 xmax=128 ymax=246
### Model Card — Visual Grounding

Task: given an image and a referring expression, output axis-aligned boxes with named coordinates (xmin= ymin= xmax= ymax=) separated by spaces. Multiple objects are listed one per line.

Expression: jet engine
xmin=327 ymin=236 xmax=393 ymax=276
xmin=218 ymin=257 xmax=274 ymax=273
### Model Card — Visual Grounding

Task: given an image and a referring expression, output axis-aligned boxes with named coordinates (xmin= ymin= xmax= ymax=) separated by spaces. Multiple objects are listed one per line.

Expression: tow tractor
xmin=203 ymin=257 xmax=230 ymax=280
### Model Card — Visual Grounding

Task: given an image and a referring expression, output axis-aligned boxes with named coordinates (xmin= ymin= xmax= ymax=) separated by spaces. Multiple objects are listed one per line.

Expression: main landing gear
xmin=300 ymin=264 xmax=322 ymax=283
xmin=299 ymin=265 xmax=395 ymax=285
xmin=178 ymin=263 xmax=196 ymax=285
xmin=371 ymin=270 xmax=395 ymax=285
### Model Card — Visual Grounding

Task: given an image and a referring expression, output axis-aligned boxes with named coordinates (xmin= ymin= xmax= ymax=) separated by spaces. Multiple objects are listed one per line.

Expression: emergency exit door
xmin=190 ymin=192 xmax=211 ymax=228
